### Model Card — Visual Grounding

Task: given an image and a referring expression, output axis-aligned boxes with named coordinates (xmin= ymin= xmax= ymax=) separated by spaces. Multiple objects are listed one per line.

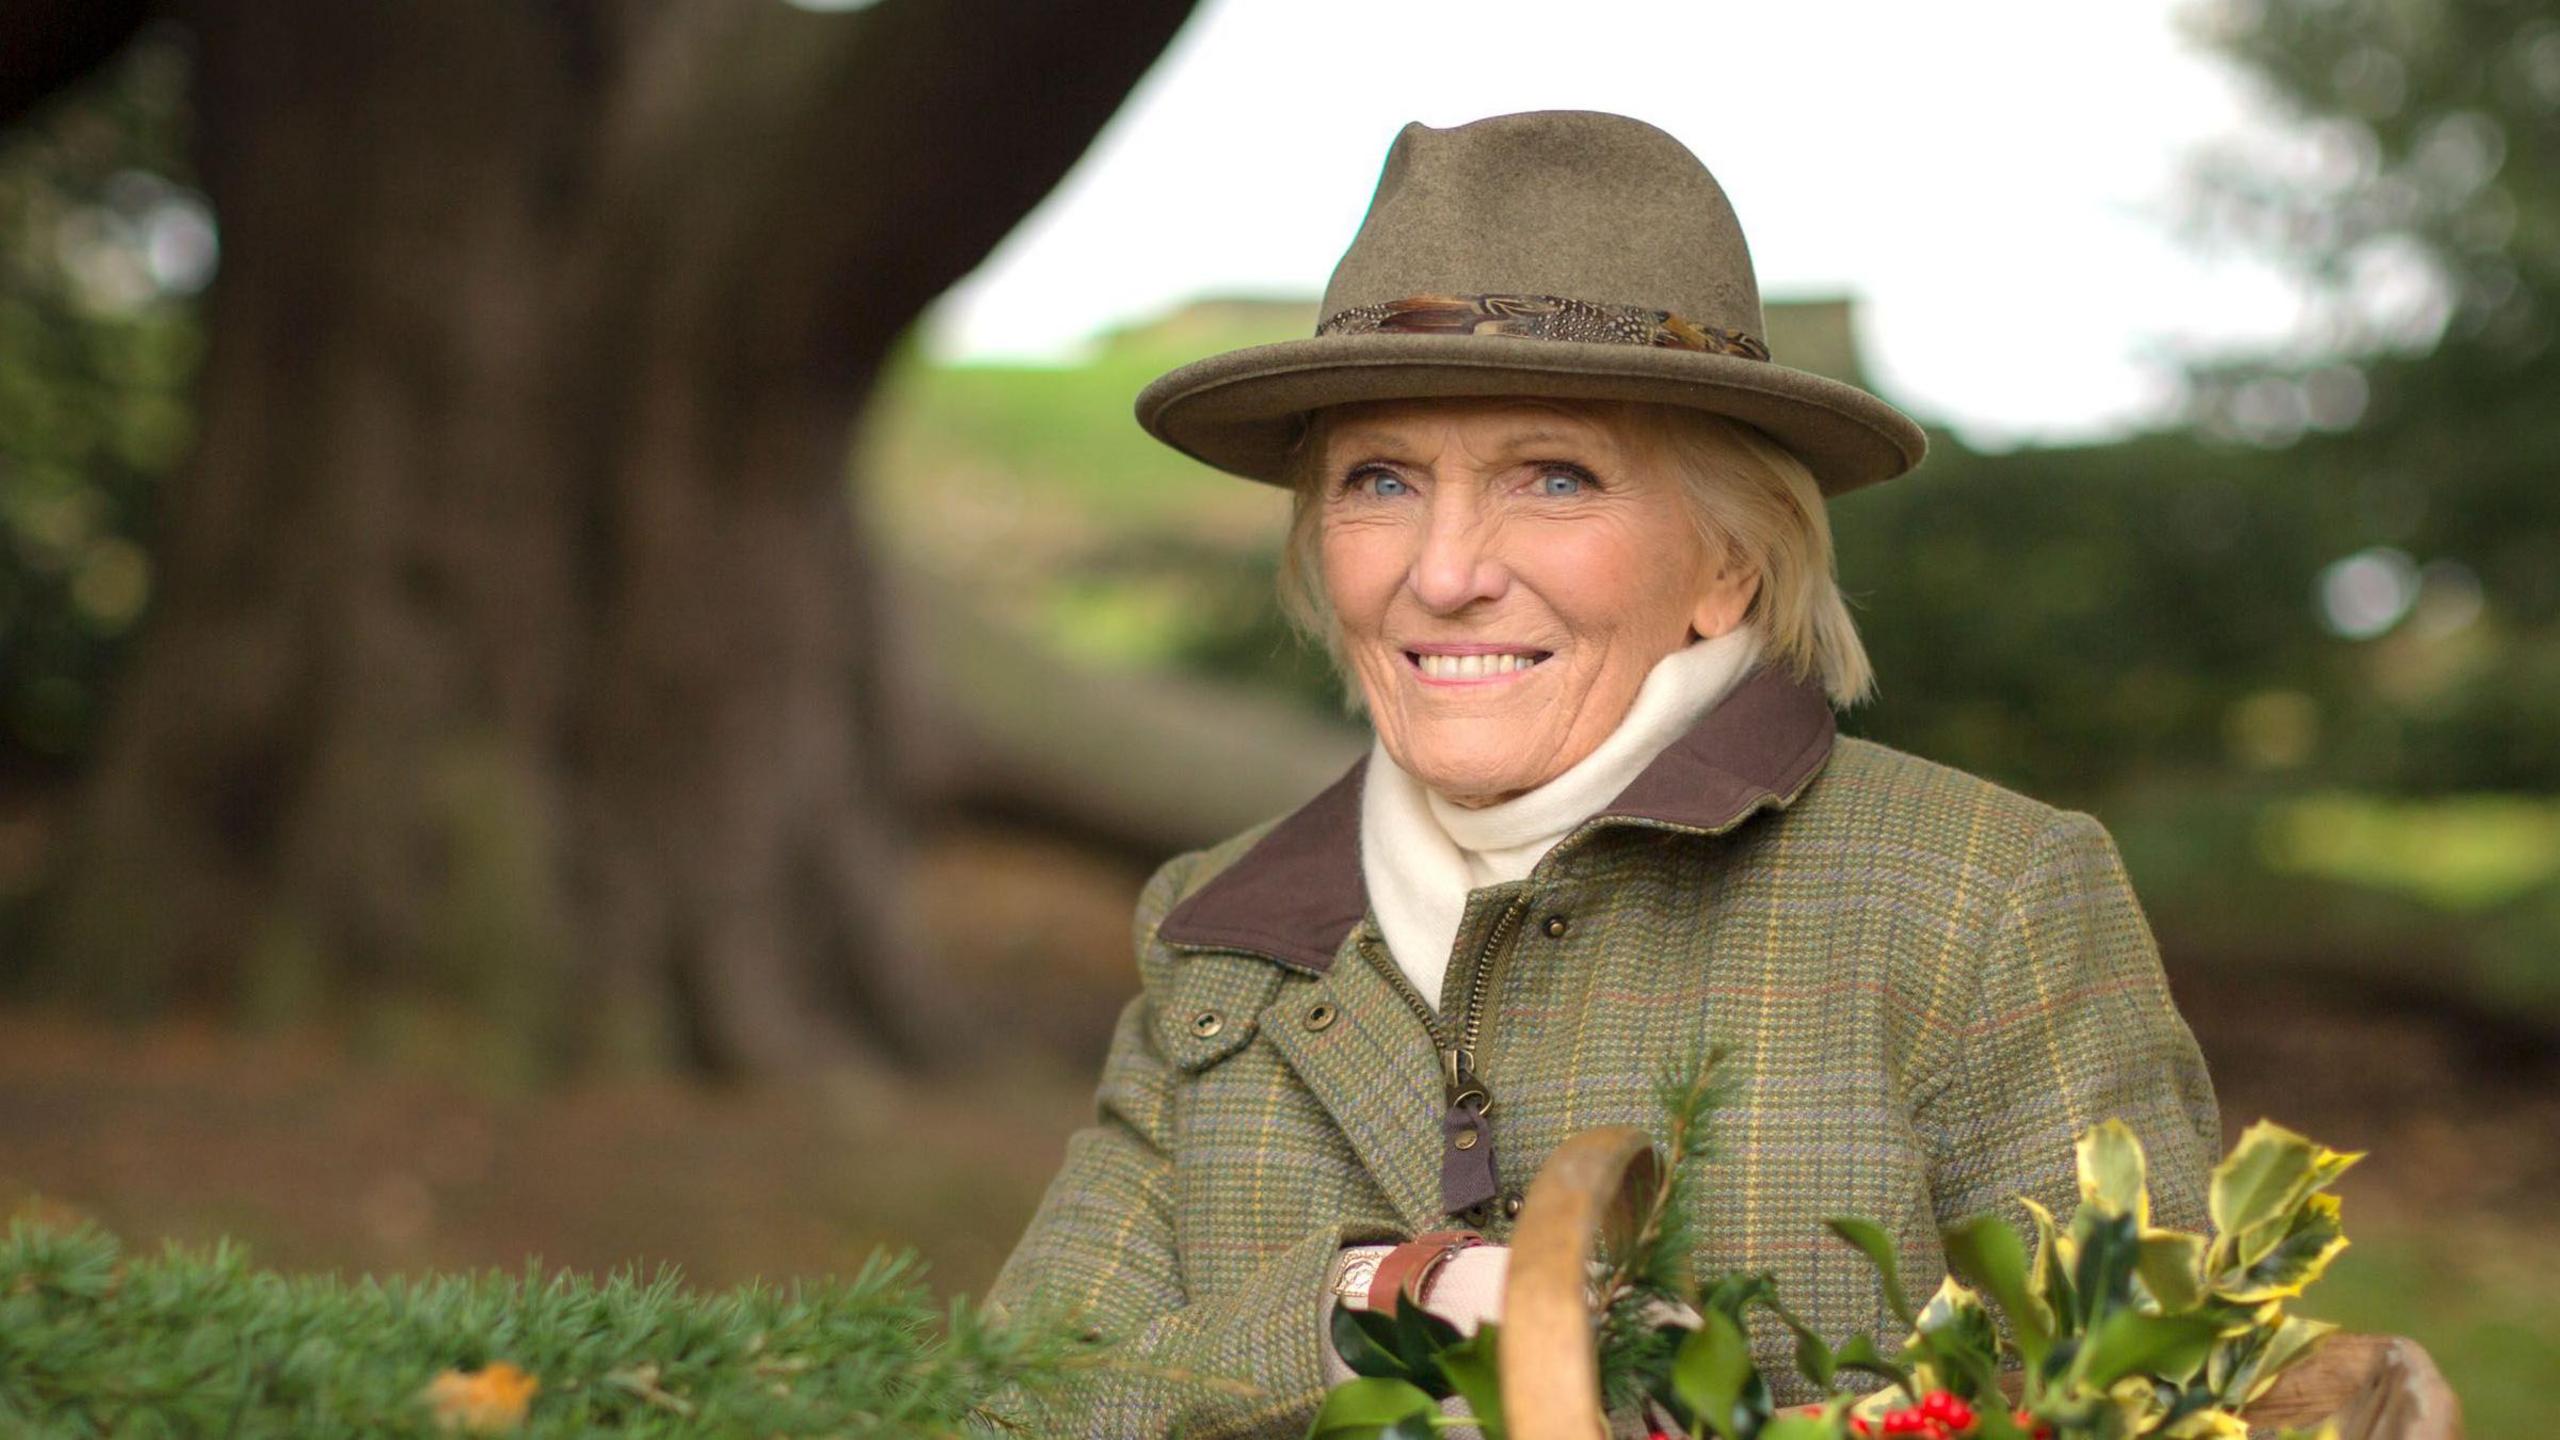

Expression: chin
xmin=1401 ymin=744 xmax=1541 ymax=806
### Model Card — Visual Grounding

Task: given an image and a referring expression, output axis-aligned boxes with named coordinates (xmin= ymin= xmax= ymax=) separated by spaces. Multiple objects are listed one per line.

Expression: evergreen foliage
xmin=0 ymin=1216 xmax=1077 ymax=1438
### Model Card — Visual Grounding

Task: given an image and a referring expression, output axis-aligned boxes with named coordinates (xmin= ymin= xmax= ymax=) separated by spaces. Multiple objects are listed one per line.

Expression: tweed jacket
xmin=985 ymin=662 xmax=2221 ymax=1438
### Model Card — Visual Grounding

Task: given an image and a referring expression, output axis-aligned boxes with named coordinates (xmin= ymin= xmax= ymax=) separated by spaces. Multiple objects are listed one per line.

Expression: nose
xmin=1408 ymin=488 xmax=1510 ymax=614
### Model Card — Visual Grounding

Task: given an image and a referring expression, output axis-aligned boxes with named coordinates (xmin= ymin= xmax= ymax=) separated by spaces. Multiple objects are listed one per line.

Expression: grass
xmin=2257 ymin=792 xmax=2560 ymax=912
xmin=2296 ymin=1214 xmax=2560 ymax=1438
xmin=2105 ymin=783 xmax=2560 ymax=1029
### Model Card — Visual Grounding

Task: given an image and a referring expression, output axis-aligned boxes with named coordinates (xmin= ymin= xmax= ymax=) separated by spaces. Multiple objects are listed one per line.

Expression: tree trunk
xmin=30 ymin=0 xmax=1200 ymax=1074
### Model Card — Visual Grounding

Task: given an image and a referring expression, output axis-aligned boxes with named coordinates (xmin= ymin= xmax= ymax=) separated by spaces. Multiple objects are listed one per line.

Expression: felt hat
xmin=1134 ymin=110 xmax=1927 ymax=496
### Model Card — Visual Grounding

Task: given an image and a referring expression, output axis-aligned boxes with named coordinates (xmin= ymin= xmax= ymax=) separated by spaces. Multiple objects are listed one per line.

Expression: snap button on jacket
xmin=986 ymin=664 xmax=2220 ymax=1439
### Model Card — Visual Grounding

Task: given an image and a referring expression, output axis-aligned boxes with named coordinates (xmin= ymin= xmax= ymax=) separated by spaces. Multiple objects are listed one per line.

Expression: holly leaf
xmin=1436 ymin=1327 xmax=1506 ymax=1435
xmin=1309 ymin=1376 xmax=1438 ymax=1437
xmin=2076 ymin=1121 xmax=2151 ymax=1230
xmin=2219 ymin=1194 xmax=2349 ymax=1304
xmin=2207 ymin=1123 xmax=2360 ymax=1275
xmin=2069 ymin=1211 xmax=2141 ymax=1330
xmin=1389 ymin=1302 xmax=1462 ymax=1396
xmin=2018 ymin=1196 xmax=2077 ymax=1338
xmin=1912 ymin=1275 xmax=2004 ymax=1402
xmin=1672 ymin=1307 xmax=1755 ymax=1440
xmin=2074 ymin=1310 xmax=2221 ymax=1390
xmin=1823 ymin=1217 xmax=1916 ymax=1329
xmin=1830 ymin=1334 xmax=1916 ymax=1400
xmin=1701 ymin=1270 xmax=1780 ymax=1322
xmin=1792 ymin=1324 xmax=1837 ymax=1390
xmin=1331 ymin=1303 xmax=1419 ymax=1384
xmin=2213 ymin=1313 xmax=2338 ymax=1406
xmin=1944 ymin=1211 xmax=2052 ymax=1372
xmin=2135 ymin=1228 xmax=2208 ymax=1313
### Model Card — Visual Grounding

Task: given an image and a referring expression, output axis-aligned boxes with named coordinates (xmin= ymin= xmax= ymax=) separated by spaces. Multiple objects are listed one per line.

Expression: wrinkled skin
xmin=1317 ymin=397 xmax=1759 ymax=807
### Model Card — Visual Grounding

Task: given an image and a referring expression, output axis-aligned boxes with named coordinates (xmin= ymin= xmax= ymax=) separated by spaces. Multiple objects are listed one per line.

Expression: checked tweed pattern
xmin=985 ymin=702 xmax=2220 ymax=1439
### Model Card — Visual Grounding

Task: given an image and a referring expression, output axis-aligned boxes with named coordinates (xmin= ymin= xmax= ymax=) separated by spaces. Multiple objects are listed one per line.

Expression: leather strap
xmin=1365 ymin=1229 xmax=1484 ymax=1317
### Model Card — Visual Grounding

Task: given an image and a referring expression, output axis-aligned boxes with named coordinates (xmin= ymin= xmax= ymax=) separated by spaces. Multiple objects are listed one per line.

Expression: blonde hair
xmin=1273 ymin=398 xmax=1875 ymax=711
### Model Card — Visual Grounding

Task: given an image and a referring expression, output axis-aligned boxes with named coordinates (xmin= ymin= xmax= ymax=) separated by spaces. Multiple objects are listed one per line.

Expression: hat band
xmin=1315 ymin=292 xmax=1771 ymax=361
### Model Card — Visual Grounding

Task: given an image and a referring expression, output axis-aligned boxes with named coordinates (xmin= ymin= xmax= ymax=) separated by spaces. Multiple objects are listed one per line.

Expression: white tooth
xmin=1463 ymin=654 xmax=1486 ymax=679
xmin=1425 ymin=654 xmax=1452 ymax=679
xmin=1491 ymin=654 xmax=1514 ymax=675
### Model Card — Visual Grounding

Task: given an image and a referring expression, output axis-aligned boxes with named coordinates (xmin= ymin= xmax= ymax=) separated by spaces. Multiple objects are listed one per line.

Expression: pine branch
xmin=0 ymin=1215 xmax=1090 ymax=1436
xmin=1593 ymin=1044 xmax=1730 ymax=1417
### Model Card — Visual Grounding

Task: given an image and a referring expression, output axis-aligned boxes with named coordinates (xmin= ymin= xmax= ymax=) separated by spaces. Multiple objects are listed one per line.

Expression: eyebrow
xmin=1323 ymin=424 xmax=1604 ymax=461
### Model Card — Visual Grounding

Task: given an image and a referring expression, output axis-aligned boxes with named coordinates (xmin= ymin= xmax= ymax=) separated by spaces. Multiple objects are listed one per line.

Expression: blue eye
xmin=1536 ymin=467 xmax=1587 ymax=496
xmin=1348 ymin=467 xmax=1411 ymax=497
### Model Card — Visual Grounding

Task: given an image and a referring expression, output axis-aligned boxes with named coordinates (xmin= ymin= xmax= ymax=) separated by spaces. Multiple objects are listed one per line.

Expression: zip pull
xmin=1440 ymin=1052 xmax=1499 ymax=1215
xmin=1442 ymin=1048 xmax=1492 ymax=1113
xmin=1440 ymin=1046 xmax=1477 ymax=1097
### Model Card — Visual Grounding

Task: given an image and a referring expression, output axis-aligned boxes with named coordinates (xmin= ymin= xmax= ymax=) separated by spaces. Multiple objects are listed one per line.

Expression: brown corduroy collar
xmin=1156 ymin=661 xmax=1838 ymax=973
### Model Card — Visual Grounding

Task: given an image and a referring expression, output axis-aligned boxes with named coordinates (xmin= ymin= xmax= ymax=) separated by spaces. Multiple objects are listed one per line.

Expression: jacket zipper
xmin=1365 ymin=894 xmax=1527 ymax=1125
xmin=1273 ymin=771 xmax=1823 ymax=1215
xmin=1358 ymin=770 xmax=1818 ymax=1124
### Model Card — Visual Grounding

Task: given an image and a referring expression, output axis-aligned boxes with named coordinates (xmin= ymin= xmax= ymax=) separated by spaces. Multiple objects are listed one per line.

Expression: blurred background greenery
xmin=2 ymin=0 xmax=2555 ymax=1432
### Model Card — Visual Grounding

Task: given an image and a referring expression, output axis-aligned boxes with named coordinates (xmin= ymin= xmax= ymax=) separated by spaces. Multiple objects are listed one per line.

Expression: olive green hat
xmin=1134 ymin=109 xmax=1927 ymax=496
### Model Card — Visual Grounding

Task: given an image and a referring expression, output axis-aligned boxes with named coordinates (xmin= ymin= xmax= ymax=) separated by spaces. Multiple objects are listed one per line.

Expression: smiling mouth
xmin=1405 ymin=649 xmax=1553 ymax=682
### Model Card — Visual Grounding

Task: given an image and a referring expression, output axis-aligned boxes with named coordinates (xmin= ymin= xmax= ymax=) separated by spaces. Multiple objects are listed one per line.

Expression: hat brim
xmin=1135 ymin=333 xmax=1927 ymax=497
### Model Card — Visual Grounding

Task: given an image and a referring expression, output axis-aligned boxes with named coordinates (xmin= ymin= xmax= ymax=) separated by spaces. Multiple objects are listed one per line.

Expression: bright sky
xmin=922 ymin=0 xmax=2321 ymax=449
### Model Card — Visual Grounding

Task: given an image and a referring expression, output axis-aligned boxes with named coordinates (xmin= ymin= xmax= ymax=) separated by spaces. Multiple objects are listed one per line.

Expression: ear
xmin=1689 ymin=560 xmax=1762 ymax=641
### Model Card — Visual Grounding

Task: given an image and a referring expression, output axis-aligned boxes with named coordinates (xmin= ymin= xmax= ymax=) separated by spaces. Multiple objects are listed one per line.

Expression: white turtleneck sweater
xmin=1356 ymin=621 xmax=1767 ymax=1008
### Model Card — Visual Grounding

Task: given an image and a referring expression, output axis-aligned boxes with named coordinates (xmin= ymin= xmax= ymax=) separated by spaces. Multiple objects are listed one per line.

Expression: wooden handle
xmin=1498 ymin=1124 xmax=1661 ymax=1440
xmin=2242 ymin=1333 xmax=2464 ymax=1440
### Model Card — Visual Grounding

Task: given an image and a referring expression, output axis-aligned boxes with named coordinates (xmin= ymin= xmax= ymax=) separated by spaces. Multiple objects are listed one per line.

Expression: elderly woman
xmin=986 ymin=110 xmax=2218 ymax=1437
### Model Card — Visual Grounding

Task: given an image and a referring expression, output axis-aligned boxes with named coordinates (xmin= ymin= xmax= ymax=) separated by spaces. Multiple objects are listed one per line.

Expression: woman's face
xmin=1316 ymin=397 xmax=1759 ymax=807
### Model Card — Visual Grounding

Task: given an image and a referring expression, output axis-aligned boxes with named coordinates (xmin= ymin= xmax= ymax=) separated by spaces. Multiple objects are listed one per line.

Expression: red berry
xmin=1943 ymin=1398 xmax=1975 ymax=1431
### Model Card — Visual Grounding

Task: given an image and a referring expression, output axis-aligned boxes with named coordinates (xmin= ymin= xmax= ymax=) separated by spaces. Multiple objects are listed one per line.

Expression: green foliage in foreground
xmin=1316 ymin=1072 xmax=2357 ymax=1440
xmin=0 ymin=1218 xmax=1074 ymax=1438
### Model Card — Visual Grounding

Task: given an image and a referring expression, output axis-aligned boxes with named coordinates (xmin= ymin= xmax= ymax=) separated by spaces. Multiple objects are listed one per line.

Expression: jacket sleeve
xmin=1911 ymin=809 xmax=2223 ymax=1242
xmin=979 ymin=852 xmax=1386 ymax=1439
